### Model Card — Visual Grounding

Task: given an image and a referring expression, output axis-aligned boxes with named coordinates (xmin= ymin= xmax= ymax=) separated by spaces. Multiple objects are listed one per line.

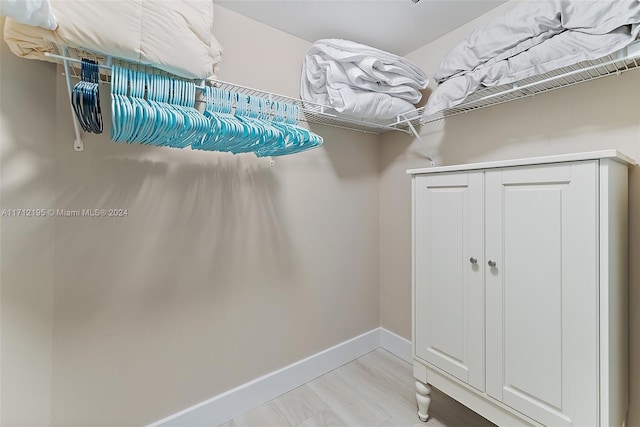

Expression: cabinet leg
xmin=415 ymin=380 xmax=431 ymax=422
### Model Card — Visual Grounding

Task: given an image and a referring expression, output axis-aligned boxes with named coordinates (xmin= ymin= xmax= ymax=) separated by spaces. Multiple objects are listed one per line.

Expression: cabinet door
xmin=414 ymin=171 xmax=484 ymax=391
xmin=485 ymin=161 xmax=599 ymax=427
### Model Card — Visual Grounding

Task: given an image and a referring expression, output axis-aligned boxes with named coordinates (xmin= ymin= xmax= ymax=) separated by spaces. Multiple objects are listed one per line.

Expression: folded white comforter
xmin=3 ymin=0 xmax=223 ymax=80
xmin=424 ymin=0 xmax=640 ymax=117
xmin=302 ymin=39 xmax=428 ymax=120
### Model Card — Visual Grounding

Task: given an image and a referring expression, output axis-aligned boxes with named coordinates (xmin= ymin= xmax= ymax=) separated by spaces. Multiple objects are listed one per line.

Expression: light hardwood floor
xmin=219 ymin=349 xmax=496 ymax=427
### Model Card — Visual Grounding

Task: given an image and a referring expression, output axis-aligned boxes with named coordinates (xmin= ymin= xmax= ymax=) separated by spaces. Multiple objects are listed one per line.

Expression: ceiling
xmin=214 ymin=0 xmax=507 ymax=56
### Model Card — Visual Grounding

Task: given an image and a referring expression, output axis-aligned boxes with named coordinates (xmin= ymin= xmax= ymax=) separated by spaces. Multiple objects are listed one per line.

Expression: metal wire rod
xmin=45 ymin=51 xmax=112 ymax=70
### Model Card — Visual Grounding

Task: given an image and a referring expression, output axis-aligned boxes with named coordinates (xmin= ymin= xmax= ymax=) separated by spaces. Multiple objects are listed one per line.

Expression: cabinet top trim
xmin=406 ymin=150 xmax=636 ymax=175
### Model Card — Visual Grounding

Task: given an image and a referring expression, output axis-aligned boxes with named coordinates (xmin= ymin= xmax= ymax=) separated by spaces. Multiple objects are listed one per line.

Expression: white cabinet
xmin=409 ymin=151 xmax=634 ymax=427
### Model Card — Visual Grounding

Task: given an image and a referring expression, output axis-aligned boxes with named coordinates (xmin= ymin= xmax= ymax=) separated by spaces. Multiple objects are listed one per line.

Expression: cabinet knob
xmin=488 ymin=260 xmax=497 ymax=268
xmin=469 ymin=257 xmax=478 ymax=264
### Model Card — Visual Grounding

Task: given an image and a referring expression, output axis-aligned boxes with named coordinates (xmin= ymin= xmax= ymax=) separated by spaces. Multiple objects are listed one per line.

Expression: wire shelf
xmin=49 ymin=46 xmax=410 ymax=135
xmin=211 ymin=80 xmax=411 ymax=134
xmin=210 ymin=80 xmax=408 ymax=134
xmin=397 ymin=39 xmax=640 ymax=128
xmin=47 ymin=40 xmax=640 ymax=137
xmin=51 ymin=45 xmax=116 ymax=84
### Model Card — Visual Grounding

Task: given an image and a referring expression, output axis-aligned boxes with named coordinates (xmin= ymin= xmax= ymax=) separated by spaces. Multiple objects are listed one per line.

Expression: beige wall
xmin=0 ymin=17 xmax=57 ymax=425
xmin=379 ymin=1 xmax=640 ymax=425
xmin=1 ymin=6 xmax=381 ymax=425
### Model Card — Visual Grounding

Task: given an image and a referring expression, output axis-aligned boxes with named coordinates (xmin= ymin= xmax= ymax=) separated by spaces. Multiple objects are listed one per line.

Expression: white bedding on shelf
xmin=301 ymin=39 xmax=428 ymax=121
xmin=424 ymin=0 xmax=640 ymax=117
xmin=3 ymin=0 xmax=223 ymax=80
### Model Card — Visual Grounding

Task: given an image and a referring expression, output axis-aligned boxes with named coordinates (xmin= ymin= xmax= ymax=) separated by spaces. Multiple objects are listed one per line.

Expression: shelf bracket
xmin=61 ymin=47 xmax=84 ymax=152
xmin=405 ymin=120 xmax=435 ymax=166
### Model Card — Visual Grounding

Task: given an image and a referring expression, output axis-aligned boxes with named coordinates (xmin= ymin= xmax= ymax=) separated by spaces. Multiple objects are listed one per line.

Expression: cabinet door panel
xmin=414 ymin=172 xmax=484 ymax=391
xmin=505 ymin=187 xmax=563 ymax=408
xmin=485 ymin=161 xmax=598 ymax=427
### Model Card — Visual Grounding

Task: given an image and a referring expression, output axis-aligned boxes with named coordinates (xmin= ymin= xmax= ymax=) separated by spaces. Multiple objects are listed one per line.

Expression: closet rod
xmin=44 ymin=51 xmax=207 ymax=89
xmin=45 ymin=52 xmax=112 ymax=70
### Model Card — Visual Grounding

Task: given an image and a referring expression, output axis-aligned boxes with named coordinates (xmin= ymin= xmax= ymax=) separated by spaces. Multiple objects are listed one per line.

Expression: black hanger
xmin=71 ymin=59 xmax=103 ymax=134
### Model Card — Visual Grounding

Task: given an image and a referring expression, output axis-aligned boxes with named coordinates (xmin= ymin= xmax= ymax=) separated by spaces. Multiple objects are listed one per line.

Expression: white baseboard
xmin=147 ymin=327 xmax=412 ymax=427
xmin=379 ymin=328 xmax=412 ymax=363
